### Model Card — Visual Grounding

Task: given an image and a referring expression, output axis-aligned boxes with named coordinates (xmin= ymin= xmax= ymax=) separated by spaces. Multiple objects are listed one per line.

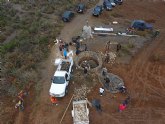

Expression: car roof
xmin=95 ymin=5 xmax=101 ymax=9
xmin=78 ymin=3 xmax=85 ymax=7
xmin=105 ymin=1 xmax=112 ymax=4
xmin=63 ymin=11 xmax=73 ymax=17
xmin=54 ymin=71 xmax=66 ymax=76
xmin=133 ymin=20 xmax=145 ymax=23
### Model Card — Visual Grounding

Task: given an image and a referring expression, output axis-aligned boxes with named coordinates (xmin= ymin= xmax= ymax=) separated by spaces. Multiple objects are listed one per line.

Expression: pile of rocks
xmin=73 ymin=85 xmax=91 ymax=101
xmin=109 ymin=52 xmax=116 ymax=65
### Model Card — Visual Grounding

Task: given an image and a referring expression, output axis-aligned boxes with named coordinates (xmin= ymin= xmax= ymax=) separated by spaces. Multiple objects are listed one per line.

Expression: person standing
xmin=92 ymin=99 xmax=102 ymax=112
xmin=119 ymin=103 xmax=126 ymax=112
xmin=116 ymin=43 xmax=121 ymax=52
xmin=76 ymin=48 xmax=81 ymax=55
xmin=84 ymin=67 xmax=88 ymax=76
xmin=84 ymin=44 xmax=87 ymax=51
xmin=50 ymin=96 xmax=58 ymax=106
xmin=15 ymin=100 xmax=24 ymax=111
xmin=63 ymin=48 xmax=67 ymax=59
xmin=105 ymin=41 xmax=111 ymax=51
xmin=104 ymin=53 xmax=110 ymax=63
xmin=119 ymin=86 xmax=127 ymax=93
xmin=123 ymin=96 xmax=130 ymax=105
xmin=104 ymin=76 xmax=110 ymax=89
xmin=64 ymin=43 xmax=69 ymax=51
xmin=59 ymin=45 xmax=63 ymax=56
xmin=102 ymin=67 xmax=107 ymax=76
xmin=99 ymin=87 xmax=105 ymax=96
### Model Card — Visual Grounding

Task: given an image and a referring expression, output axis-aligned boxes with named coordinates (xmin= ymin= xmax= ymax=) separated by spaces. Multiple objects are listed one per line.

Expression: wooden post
xmin=60 ymin=95 xmax=74 ymax=124
xmin=85 ymin=98 xmax=92 ymax=107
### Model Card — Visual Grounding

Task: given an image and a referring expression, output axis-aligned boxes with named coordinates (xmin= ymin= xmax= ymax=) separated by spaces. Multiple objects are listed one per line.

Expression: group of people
xmin=98 ymin=86 xmax=129 ymax=112
xmin=58 ymin=39 xmax=69 ymax=58
xmin=96 ymin=67 xmax=129 ymax=113
xmin=15 ymin=90 xmax=28 ymax=111
xmin=58 ymin=38 xmax=88 ymax=57
xmin=119 ymin=96 xmax=130 ymax=112
xmin=76 ymin=43 xmax=88 ymax=55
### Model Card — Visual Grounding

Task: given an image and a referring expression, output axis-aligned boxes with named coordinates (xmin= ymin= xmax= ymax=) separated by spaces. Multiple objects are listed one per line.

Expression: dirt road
xmin=14 ymin=0 xmax=165 ymax=124
xmin=14 ymin=1 xmax=102 ymax=124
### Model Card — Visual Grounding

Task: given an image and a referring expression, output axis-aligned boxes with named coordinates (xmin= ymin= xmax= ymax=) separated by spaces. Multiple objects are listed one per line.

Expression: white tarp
xmin=94 ymin=27 xmax=113 ymax=32
xmin=82 ymin=25 xmax=92 ymax=39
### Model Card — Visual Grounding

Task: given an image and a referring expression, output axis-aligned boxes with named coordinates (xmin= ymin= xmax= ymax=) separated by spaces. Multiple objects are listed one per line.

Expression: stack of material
xmin=73 ymin=100 xmax=89 ymax=123
xmin=109 ymin=52 xmax=116 ymax=65
xmin=73 ymin=85 xmax=90 ymax=101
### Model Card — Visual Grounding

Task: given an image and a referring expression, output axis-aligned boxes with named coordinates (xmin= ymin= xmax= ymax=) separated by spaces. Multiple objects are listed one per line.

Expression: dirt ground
xmin=13 ymin=0 xmax=165 ymax=124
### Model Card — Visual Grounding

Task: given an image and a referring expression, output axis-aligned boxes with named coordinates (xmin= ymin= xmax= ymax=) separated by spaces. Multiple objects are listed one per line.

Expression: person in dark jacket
xmin=104 ymin=76 xmax=110 ymax=88
xmin=116 ymin=43 xmax=121 ymax=52
xmin=76 ymin=48 xmax=81 ymax=55
xmin=84 ymin=67 xmax=88 ymax=76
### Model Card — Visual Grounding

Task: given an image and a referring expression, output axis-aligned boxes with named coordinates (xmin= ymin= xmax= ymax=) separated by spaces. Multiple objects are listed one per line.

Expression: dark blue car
xmin=93 ymin=5 xmax=103 ymax=16
xmin=131 ymin=20 xmax=153 ymax=30
xmin=114 ymin=0 xmax=123 ymax=5
xmin=76 ymin=3 xmax=85 ymax=13
xmin=62 ymin=11 xmax=74 ymax=22
xmin=103 ymin=1 xmax=113 ymax=11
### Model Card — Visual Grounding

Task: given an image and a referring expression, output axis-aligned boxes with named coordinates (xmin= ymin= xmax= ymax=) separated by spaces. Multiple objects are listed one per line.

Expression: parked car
xmin=114 ymin=0 xmax=123 ymax=5
xmin=49 ymin=58 xmax=73 ymax=97
xmin=93 ymin=5 xmax=103 ymax=16
xmin=76 ymin=3 xmax=85 ymax=13
xmin=103 ymin=1 xmax=113 ymax=10
xmin=109 ymin=0 xmax=116 ymax=7
xmin=131 ymin=20 xmax=153 ymax=30
xmin=62 ymin=11 xmax=74 ymax=22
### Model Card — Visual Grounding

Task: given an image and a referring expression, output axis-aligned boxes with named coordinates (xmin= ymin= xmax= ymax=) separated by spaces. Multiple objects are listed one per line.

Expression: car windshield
xmin=106 ymin=3 xmax=112 ymax=6
xmin=94 ymin=7 xmax=100 ymax=11
xmin=53 ymin=76 xmax=65 ymax=84
xmin=63 ymin=12 xmax=70 ymax=18
xmin=78 ymin=4 xmax=84 ymax=9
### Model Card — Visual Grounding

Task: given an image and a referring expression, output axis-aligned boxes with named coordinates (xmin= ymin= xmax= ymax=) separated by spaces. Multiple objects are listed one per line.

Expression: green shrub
xmin=0 ymin=40 xmax=18 ymax=54
xmin=121 ymin=45 xmax=132 ymax=55
xmin=135 ymin=30 xmax=148 ymax=37
xmin=0 ymin=34 xmax=6 ymax=43
xmin=127 ymin=41 xmax=135 ymax=48
xmin=38 ymin=36 xmax=48 ymax=44
xmin=41 ymin=4 xmax=54 ymax=14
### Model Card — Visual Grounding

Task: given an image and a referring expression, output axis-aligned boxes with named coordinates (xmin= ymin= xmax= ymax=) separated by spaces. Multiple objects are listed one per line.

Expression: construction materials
xmin=73 ymin=85 xmax=90 ymax=101
xmin=117 ymin=32 xmax=139 ymax=37
xmin=72 ymin=100 xmax=89 ymax=124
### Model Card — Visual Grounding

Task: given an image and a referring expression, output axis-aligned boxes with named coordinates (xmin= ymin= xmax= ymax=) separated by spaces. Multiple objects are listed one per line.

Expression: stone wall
xmin=74 ymin=51 xmax=102 ymax=72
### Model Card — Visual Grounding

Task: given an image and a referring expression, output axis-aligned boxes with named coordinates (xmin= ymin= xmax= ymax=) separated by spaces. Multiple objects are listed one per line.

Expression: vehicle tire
xmin=71 ymin=68 xmax=73 ymax=73
xmin=65 ymin=86 xmax=69 ymax=95
xmin=63 ymin=18 xmax=68 ymax=22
